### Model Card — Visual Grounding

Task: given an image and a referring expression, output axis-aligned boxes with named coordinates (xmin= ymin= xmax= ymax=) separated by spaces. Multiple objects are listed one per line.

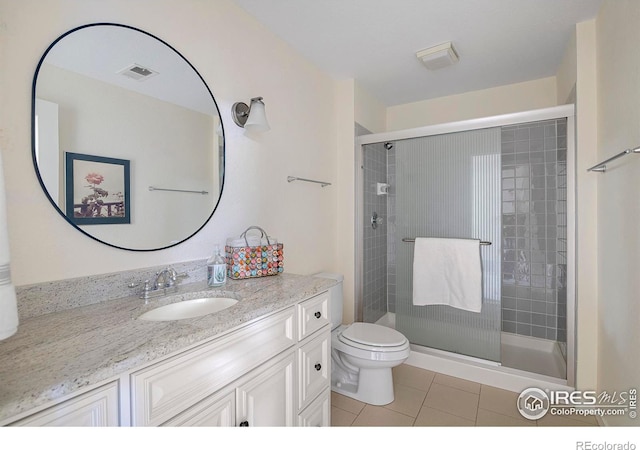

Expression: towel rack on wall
xmin=587 ymin=147 xmax=640 ymax=172
xmin=286 ymin=176 xmax=331 ymax=187
xmin=148 ymin=186 xmax=209 ymax=195
xmin=402 ymin=237 xmax=492 ymax=246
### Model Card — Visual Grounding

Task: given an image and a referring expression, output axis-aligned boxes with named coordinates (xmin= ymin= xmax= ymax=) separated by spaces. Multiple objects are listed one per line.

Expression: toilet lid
xmin=340 ymin=323 xmax=407 ymax=348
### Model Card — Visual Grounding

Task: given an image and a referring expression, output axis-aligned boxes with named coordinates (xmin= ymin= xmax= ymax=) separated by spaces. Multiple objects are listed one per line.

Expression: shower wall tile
xmin=362 ymin=143 xmax=388 ymax=324
xmin=386 ymin=148 xmax=396 ymax=314
xmin=501 ymin=119 xmax=567 ymax=344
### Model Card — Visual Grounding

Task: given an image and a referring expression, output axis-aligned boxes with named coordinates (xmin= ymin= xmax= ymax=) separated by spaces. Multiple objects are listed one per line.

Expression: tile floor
xmin=331 ymin=364 xmax=599 ymax=427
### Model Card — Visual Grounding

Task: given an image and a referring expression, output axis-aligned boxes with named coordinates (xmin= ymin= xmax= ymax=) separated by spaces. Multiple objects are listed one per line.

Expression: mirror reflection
xmin=32 ymin=23 xmax=224 ymax=251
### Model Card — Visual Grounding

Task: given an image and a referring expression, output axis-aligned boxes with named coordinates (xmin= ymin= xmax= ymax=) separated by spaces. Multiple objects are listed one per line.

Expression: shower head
xmin=384 ymin=142 xmax=394 ymax=150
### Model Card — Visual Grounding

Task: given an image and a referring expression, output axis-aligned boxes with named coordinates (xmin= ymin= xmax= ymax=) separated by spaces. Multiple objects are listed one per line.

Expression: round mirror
xmin=32 ymin=23 xmax=224 ymax=251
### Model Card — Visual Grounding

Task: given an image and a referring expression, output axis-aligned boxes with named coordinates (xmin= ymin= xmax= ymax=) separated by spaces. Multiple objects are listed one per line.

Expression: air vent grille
xmin=117 ymin=63 xmax=159 ymax=81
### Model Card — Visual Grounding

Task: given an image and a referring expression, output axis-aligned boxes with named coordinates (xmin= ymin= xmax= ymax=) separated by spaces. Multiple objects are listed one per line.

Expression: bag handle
xmin=240 ymin=226 xmax=272 ymax=246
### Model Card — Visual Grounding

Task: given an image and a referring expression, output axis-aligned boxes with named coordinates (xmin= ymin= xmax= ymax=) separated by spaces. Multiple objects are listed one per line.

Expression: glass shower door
xmin=393 ymin=127 xmax=502 ymax=362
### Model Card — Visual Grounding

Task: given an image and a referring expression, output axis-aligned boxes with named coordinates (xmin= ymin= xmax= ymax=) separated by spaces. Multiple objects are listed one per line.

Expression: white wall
xmin=354 ymin=82 xmax=386 ymax=134
xmin=335 ymin=79 xmax=356 ymax=324
xmin=572 ymin=20 xmax=599 ymax=392
xmin=541 ymin=19 xmax=603 ymax=393
xmin=595 ymin=0 xmax=640 ymax=427
xmin=386 ymin=77 xmax=558 ymax=131
xmin=556 ymin=29 xmax=577 ymax=105
xmin=0 ymin=0 xmax=338 ymax=286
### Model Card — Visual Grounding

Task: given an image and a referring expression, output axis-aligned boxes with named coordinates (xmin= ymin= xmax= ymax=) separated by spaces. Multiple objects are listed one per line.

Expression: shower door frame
xmin=355 ymin=104 xmax=576 ymax=386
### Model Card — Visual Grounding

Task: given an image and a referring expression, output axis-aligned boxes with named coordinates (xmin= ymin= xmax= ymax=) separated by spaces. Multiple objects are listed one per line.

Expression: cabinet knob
xmin=314 ymin=311 xmax=321 ymax=319
xmin=314 ymin=363 xmax=322 ymax=371
xmin=239 ymin=420 xmax=249 ymax=427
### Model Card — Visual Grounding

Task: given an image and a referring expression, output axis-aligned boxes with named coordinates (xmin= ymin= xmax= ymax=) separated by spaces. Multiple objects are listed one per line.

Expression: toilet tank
xmin=312 ymin=272 xmax=343 ymax=329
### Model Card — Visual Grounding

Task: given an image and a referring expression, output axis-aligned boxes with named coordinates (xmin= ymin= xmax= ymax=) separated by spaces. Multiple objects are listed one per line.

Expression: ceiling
xmin=231 ymin=0 xmax=603 ymax=106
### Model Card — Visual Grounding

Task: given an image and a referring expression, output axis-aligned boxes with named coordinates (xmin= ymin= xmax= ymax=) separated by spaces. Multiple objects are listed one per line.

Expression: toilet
xmin=314 ymin=273 xmax=410 ymax=406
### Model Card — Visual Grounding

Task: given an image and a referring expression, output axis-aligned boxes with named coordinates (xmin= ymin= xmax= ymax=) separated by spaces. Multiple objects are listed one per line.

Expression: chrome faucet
xmin=131 ymin=266 xmax=188 ymax=300
xmin=154 ymin=267 xmax=178 ymax=290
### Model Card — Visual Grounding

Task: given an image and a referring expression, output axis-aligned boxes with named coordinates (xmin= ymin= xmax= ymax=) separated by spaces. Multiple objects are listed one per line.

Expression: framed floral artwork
xmin=65 ymin=152 xmax=130 ymax=225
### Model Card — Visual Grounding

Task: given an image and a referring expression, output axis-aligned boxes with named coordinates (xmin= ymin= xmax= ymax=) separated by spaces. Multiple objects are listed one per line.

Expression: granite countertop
xmin=0 ymin=273 xmax=336 ymax=423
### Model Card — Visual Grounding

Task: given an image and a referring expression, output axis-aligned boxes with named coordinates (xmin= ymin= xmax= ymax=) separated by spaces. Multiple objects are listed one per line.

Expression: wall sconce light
xmin=232 ymin=96 xmax=270 ymax=132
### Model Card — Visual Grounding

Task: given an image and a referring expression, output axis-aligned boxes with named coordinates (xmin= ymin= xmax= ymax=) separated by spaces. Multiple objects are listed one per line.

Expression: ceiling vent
xmin=416 ymin=42 xmax=459 ymax=70
xmin=117 ymin=63 xmax=159 ymax=81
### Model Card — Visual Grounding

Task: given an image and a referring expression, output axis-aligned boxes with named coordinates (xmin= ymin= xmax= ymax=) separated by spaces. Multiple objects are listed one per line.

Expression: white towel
xmin=0 ymin=151 xmax=18 ymax=340
xmin=412 ymin=238 xmax=482 ymax=313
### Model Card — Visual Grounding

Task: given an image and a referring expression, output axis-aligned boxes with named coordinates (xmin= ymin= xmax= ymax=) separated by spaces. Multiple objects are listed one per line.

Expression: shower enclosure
xmin=356 ymin=106 xmax=575 ymax=384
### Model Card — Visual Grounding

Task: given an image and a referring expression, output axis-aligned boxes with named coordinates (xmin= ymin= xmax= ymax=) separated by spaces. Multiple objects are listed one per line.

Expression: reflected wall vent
xmin=117 ymin=63 xmax=159 ymax=81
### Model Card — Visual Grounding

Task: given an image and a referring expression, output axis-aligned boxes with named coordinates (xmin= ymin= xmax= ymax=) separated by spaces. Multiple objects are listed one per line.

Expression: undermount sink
xmin=139 ymin=297 xmax=238 ymax=321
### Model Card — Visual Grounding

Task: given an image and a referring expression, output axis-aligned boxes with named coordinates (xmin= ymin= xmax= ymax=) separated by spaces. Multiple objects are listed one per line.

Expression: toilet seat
xmin=338 ymin=323 xmax=408 ymax=352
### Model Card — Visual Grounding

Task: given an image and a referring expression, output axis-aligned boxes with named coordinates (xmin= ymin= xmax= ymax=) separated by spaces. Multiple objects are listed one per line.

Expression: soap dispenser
xmin=207 ymin=246 xmax=227 ymax=287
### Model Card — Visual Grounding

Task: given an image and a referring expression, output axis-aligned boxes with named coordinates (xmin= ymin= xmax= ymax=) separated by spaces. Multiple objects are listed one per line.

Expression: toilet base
xmin=331 ymin=366 xmax=395 ymax=406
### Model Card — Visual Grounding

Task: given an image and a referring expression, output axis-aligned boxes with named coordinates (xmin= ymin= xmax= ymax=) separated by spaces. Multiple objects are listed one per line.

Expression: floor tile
xmin=331 ymin=392 xmax=365 ymax=415
xmin=423 ymin=383 xmax=479 ymax=421
xmin=478 ymin=385 xmax=521 ymax=419
xmin=475 ymin=408 xmax=535 ymax=426
xmin=384 ymin=383 xmax=427 ymax=418
xmin=330 ymin=366 xmax=600 ymax=428
xmin=351 ymin=404 xmax=415 ymax=427
xmin=331 ymin=406 xmax=357 ymax=426
xmin=414 ymin=406 xmax=475 ymax=426
xmin=433 ymin=373 xmax=481 ymax=394
xmin=392 ymin=364 xmax=435 ymax=391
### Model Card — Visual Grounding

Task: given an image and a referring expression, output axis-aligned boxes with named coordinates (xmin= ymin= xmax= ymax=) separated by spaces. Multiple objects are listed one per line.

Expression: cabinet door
xmin=162 ymin=391 xmax=235 ymax=427
xmin=297 ymin=330 xmax=330 ymax=411
xmin=236 ymin=353 xmax=295 ymax=427
xmin=298 ymin=388 xmax=330 ymax=427
xmin=10 ymin=382 xmax=119 ymax=427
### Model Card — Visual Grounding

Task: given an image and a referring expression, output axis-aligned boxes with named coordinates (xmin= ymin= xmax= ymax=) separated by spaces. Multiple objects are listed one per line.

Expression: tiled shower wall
xmin=361 ymin=141 xmax=396 ymax=321
xmin=362 ymin=142 xmax=388 ymax=323
xmin=500 ymin=119 xmax=567 ymax=344
xmin=386 ymin=148 xmax=396 ymax=316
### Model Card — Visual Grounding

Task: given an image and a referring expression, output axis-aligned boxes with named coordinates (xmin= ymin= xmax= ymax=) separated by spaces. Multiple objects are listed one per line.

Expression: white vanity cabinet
xmin=8 ymin=381 xmax=120 ymax=427
xmin=132 ymin=289 xmax=331 ymax=427
xmin=296 ymin=291 xmax=331 ymax=426
xmin=3 ymin=289 xmax=332 ymax=427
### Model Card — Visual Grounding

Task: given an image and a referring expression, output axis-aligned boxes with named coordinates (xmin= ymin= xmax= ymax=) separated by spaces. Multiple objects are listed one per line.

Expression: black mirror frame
xmin=31 ymin=22 xmax=225 ymax=252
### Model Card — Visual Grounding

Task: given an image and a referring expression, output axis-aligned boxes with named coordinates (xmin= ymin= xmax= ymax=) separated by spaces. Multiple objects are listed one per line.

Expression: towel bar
xmin=286 ymin=176 xmax=331 ymax=187
xmin=148 ymin=186 xmax=208 ymax=195
xmin=587 ymin=147 xmax=640 ymax=172
xmin=402 ymin=238 xmax=491 ymax=245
